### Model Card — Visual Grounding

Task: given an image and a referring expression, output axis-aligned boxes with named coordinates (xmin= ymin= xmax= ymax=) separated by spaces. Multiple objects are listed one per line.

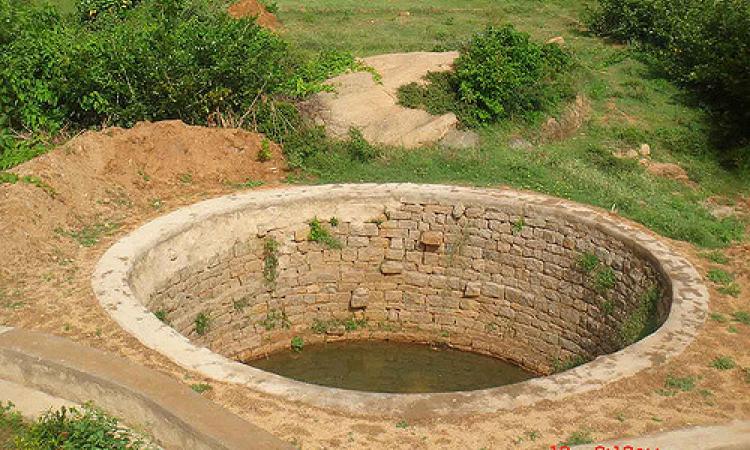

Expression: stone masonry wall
xmin=147 ymin=199 xmax=666 ymax=375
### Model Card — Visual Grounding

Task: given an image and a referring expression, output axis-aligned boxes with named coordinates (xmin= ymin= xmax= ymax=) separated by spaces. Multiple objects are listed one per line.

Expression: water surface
xmin=249 ymin=340 xmax=535 ymax=393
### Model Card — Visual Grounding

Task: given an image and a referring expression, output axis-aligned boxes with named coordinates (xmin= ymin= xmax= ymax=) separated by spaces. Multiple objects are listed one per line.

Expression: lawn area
xmin=275 ymin=0 xmax=749 ymax=248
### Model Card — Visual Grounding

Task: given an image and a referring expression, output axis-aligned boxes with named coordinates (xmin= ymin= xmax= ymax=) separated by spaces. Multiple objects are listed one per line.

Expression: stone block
xmin=420 ymin=231 xmax=443 ymax=247
xmin=350 ymin=287 xmax=369 ymax=309
xmin=464 ymin=281 xmax=481 ymax=297
xmin=380 ymin=261 xmax=403 ymax=274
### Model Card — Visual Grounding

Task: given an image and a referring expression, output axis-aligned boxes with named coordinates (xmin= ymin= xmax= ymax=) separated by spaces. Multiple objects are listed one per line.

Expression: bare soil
xmin=0 ymin=121 xmax=748 ymax=448
xmin=228 ymin=0 xmax=282 ymax=30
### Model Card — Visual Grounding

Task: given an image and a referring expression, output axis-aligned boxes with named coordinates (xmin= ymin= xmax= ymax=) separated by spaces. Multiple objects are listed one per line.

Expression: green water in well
xmin=249 ymin=340 xmax=535 ymax=393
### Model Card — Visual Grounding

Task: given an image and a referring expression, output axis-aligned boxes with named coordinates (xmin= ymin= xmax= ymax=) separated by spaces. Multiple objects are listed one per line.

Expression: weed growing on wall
xmin=260 ymin=309 xmax=290 ymax=331
xmin=194 ymin=312 xmax=210 ymax=336
xmin=263 ymin=237 xmax=280 ymax=284
xmin=308 ymin=218 xmax=342 ymax=249
xmin=619 ymin=286 xmax=660 ymax=345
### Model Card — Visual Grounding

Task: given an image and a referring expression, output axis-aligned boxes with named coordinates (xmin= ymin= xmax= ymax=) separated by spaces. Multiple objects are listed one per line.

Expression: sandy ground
xmin=0 ymin=121 xmax=749 ymax=449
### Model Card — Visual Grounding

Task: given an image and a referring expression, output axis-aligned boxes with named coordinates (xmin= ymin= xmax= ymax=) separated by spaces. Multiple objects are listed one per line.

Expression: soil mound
xmin=228 ymin=0 xmax=281 ymax=30
xmin=0 ymin=120 xmax=284 ymax=272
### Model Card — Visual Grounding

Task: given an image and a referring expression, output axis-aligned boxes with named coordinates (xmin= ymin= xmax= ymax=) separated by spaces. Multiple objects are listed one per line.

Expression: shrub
xmin=291 ymin=336 xmax=304 ymax=352
xmin=587 ymin=0 xmax=750 ymax=164
xmin=0 ymin=0 xmax=358 ymax=169
xmin=397 ymin=25 xmax=573 ymax=127
xmin=453 ymin=25 xmax=573 ymax=126
xmin=14 ymin=404 xmax=147 ymax=449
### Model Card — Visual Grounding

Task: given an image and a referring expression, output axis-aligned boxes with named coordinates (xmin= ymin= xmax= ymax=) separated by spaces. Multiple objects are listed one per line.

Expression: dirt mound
xmin=0 ymin=120 xmax=285 ymax=271
xmin=227 ymin=0 xmax=281 ymax=30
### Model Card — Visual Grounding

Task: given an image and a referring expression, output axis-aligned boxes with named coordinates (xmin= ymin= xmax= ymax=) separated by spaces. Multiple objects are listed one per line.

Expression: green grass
xmin=277 ymin=0 xmax=749 ymax=249
xmin=733 ymin=311 xmax=750 ymax=326
xmin=190 ymin=383 xmax=212 ymax=394
xmin=710 ymin=356 xmax=736 ymax=370
xmin=560 ymin=429 xmax=594 ymax=446
xmin=708 ymin=268 xmax=734 ymax=285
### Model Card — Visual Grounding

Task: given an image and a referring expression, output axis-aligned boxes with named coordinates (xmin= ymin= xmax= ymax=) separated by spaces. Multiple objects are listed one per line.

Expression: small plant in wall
xmin=308 ymin=217 xmax=342 ymax=249
xmin=190 ymin=383 xmax=212 ymax=394
xmin=153 ymin=310 xmax=169 ymax=323
xmin=511 ymin=217 xmax=525 ymax=235
xmin=577 ymin=252 xmax=599 ymax=273
xmin=263 ymin=237 xmax=280 ymax=285
xmin=261 ymin=309 xmax=291 ymax=331
xmin=594 ymin=266 xmax=616 ymax=293
xmin=291 ymin=336 xmax=304 ymax=352
xmin=551 ymin=354 xmax=587 ymax=373
xmin=194 ymin=312 xmax=210 ymax=336
xmin=577 ymin=251 xmax=617 ymax=294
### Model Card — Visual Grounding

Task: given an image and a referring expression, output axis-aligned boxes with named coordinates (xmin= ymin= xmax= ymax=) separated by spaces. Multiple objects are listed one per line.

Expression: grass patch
xmin=710 ymin=356 xmax=736 ymax=370
xmin=56 ymin=221 xmax=120 ymax=247
xmin=718 ymin=283 xmax=741 ymax=298
xmin=701 ymin=251 xmax=729 ymax=265
xmin=560 ymin=429 xmax=594 ymax=446
xmin=226 ymin=179 xmax=264 ymax=189
xmin=710 ymin=313 xmax=728 ymax=323
xmin=707 ymin=268 xmax=734 ymax=285
xmin=664 ymin=374 xmax=696 ymax=393
xmin=732 ymin=311 xmax=750 ymax=326
xmin=0 ymin=171 xmax=56 ymax=197
xmin=190 ymin=383 xmax=212 ymax=394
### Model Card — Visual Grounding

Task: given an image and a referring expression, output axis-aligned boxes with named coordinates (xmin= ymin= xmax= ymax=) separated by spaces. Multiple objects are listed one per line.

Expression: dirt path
xmin=0 ymin=122 xmax=748 ymax=448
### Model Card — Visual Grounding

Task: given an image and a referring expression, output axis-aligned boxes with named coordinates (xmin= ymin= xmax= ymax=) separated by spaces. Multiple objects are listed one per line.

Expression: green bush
xmin=398 ymin=25 xmax=573 ymax=127
xmin=0 ymin=0 xmax=360 ymax=168
xmin=453 ymin=25 xmax=573 ymax=125
xmin=11 ymin=403 xmax=147 ymax=449
xmin=588 ymin=0 xmax=750 ymax=164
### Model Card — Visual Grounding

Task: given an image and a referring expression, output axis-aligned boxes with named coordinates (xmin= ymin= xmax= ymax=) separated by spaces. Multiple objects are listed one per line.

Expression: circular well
xmin=93 ymin=184 xmax=708 ymax=418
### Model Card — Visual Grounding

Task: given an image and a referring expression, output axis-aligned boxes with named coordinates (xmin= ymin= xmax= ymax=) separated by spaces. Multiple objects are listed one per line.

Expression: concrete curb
xmin=93 ymin=184 xmax=710 ymax=418
xmin=0 ymin=327 xmax=291 ymax=450
xmin=571 ymin=420 xmax=750 ymax=450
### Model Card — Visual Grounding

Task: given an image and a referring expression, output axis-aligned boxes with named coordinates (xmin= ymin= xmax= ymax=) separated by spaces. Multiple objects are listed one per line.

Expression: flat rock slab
xmin=303 ymin=52 xmax=479 ymax=149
